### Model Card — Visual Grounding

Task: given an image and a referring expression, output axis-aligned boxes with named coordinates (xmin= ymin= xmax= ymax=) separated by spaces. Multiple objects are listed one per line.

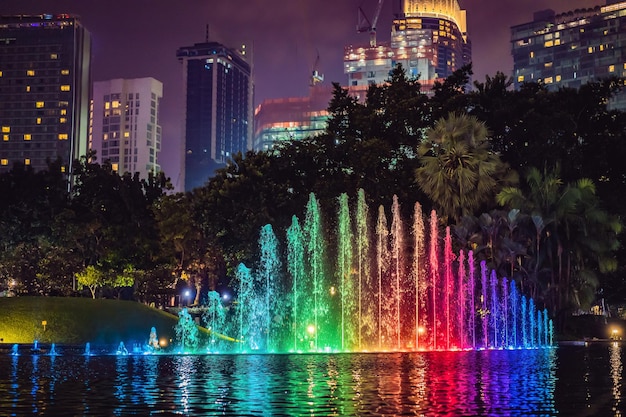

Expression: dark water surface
xmin=0 ymin=343 xmax=623 ymax=416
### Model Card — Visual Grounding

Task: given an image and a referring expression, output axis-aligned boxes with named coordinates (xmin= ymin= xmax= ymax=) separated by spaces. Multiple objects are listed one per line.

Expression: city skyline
xmin=2 ymin=0 xmax=598 ymax=187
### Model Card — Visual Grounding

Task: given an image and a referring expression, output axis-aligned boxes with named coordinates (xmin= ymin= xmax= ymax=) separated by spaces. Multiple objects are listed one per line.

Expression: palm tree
xmin=416 ymin=113 xmax=518 ymax=223
xmin=497 ymin=167 xmax=621 ymax=316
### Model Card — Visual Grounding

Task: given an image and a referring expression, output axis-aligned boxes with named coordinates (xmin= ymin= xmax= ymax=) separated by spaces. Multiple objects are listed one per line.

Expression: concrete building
xmin=253 ymin=85 xmax=332 ymax=152
xmin=177 ymin=41 xmax=253 ymax=191
xmin=0 ymin=14 xmax=91 ymax=175
xmin=344 ymin=0 xmax=471 ymax=91
xmin=90 ymin=78 xmax=163 ymax=178
xmin=511 ymin=1 xmax=626 ymax=109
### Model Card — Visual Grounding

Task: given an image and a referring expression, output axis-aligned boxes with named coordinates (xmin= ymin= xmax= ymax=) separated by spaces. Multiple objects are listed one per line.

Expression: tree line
xmin=1 ymin=64 xmax=624 ymax=325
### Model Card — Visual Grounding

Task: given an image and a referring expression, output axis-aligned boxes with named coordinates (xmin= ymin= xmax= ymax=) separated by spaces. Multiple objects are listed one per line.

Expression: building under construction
xmin=345 ymin=0 xmax=471 ymax=91
xmin=254 ymin=0 xmax=472 ymax=151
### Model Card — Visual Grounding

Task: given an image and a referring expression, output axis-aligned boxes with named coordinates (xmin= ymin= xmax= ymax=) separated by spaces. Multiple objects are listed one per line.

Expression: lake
xmin=0 ymin=343 xmax=622 ymax=416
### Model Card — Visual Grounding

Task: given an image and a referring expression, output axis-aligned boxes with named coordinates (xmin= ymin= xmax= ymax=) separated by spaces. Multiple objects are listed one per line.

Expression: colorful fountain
xmin=228 ymin=190 xmax=554 ymax=353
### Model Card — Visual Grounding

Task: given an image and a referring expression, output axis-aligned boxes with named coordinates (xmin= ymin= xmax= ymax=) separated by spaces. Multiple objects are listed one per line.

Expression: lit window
xmin=124 ymin=131 xmax=130 ymax=138
xmin=588 ymin=46 xmax=594 ymax=53
xmin=2 ymin=135 xmax=8 ymax=141
xmin=600 ymin=45 xmax=605 ymax=51
xmin=1 ymin=159 xmax=7 ymax=166
xmin=544 ymin=40 xmax=554 ymax=48
xmin=59 ymin=117 xmax=67 ymax=123
xmin=0 ymin=70 xmax=3 ymax=77
xmin=58 ymin=133 xmax=68 ymax=140
xmin=609 ymin=64 xmax=615 ymax=72
xmin=61 ymin=69 xmax=70 ymax=75
xmin=36 ymin=101 xmax=44 ymax=108
xmin=24 ymin=159 xmax=30 ymax=165
xmin=545 ymin=62 xmax=553 ymax=68
xmin=60 ymin=109 xmax=67 ymax=116
xmin=517 ymin=75 xmax=524 ymax=82
xmin=103 ymin=133 xmax=108 ymax=140
xmin=50 ymin=53 xmax=58 ymax=59
xmin=24 ymin=134 xmax=31 ymax=141
xmin=36 ymin=117 xmax=42 ymax=125
xmin=544 ymin=76 xmax=554 ymax=84
xmin=61 ymin=166 xmax=66 ymax=173
xmin=25 ymin=86 xmax=30 ymax=92
xmin=556 ymin=75 xmax=562 ymax=82
xmin=112 ymin=163 xmax=119 ymax=171
xmin=1 ymin=126 xmax=9 ymax=133
xmin=112 ymin=101 xmax=120 ymax=109
xmin=26 ymin=70 xmax=35 ymax=76
xmin=530 ymin=51 xmax=534 ymax=58
xmin=105 ymin=102 xmax=110 ymax=110
xmin=60 ymin=85 xmax=70 ymax=92
xmin=554 ymin=39 xmax=561 ymax=46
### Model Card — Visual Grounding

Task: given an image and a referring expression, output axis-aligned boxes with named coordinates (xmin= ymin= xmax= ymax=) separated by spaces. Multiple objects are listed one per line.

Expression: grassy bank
xmin=0 ymin=297 xmax=180 ymax=345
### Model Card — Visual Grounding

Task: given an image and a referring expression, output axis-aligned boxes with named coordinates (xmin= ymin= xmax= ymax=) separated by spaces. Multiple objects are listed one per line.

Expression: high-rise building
xmin=0 ymin=14 xmax=91 ymax=175
xmin=176 ymin=41 xmax=252 ymax=191
xmin=344 ymin=0 xmax=471 ymax=91
xmin=511 ymin=1 xmax=626 ymax=109
xmin=254 ymin=85 xmax=332 ymax=152
xmin=90 ymin=78 xmax=163 ymax=178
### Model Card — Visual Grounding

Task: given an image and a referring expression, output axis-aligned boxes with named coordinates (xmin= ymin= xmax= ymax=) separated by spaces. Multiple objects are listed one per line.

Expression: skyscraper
xmin=177 ymin=41 xmax=252 ymax=191
xmin=344 ymin=0 xmax=471 ymax=91
xmin=511 ymin=1 xmax=626 ymax=109
xmin=90 ymin=77 xmax=163 ymax=179
xmin=0 ymin=14 xmax=91 ymax=175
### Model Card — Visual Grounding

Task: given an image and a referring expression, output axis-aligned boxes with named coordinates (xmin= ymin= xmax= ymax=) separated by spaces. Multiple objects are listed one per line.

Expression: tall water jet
xmin=257 ymin=224 xmax=282 ymax=352
xmin=236 ymin=263 xmax=254 ymax=352
xmin=203 ymin=291 xmax=226 ymax=350
xmin=490 ymin=270 xmax=499 ymax=348
xmin=443 ymin=227 xmax=454 ymax=350
xmin=429 ymin=210 xmax=439 ymax=350
xmin=337 ymin=193 xmax=354 ymax=351
xmin=390 ymin=195 xmax=404 ymax=349
xmin=376 ymin=205 xmax=389 ymax=349
xmin=457 ymin=250 xmax=466 ymax=349
xmin=355 ymin=189 xmax=371 ymax=350
xmin=286 ymin=215 xmax=305 ymax=352
xmin=412 ymin=202 xmax=426 ymax=350
xmin=468 ymin=251 xmax=476 ymax=349
xmin=303 ymin=193 xmax=328 ymax=351
xmin=480 ymin=261 xmax=489 ymax=348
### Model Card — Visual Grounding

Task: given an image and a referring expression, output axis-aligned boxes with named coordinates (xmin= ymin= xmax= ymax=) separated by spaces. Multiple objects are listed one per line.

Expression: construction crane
xmin=357 ymin=0 xmax=385 ymax=47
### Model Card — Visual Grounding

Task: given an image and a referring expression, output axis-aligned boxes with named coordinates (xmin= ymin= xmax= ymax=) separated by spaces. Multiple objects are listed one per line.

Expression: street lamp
xmin=184 ymin=289 xmax=191 ymax=306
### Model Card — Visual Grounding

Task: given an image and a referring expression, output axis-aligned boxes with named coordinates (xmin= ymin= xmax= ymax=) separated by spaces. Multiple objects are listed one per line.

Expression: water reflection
xmin=0 ymin=346 xmax=621 ymax=416
xmin=610 ymin=343 xmax=623 ymax=416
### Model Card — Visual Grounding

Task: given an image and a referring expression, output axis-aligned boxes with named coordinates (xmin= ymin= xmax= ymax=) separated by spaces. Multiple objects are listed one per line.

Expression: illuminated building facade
xmin=254 ymin=85 xmax=332 ymax=152
xmin=177 ymin=42 xmax=252 ymax=191
xmin=0 ymin=14 xmax=91 ymax=174
xmin=344 ymin=0 xmax=471 ymax=90
xmin=511 ymin=1 xmax=626 ymax=109
xmin=90 ymin=78 xmax=163 ymax=179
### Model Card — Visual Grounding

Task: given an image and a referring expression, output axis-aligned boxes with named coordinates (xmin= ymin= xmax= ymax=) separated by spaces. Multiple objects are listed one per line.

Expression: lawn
xmin=0 ymin=297 xmax=180 ymax=346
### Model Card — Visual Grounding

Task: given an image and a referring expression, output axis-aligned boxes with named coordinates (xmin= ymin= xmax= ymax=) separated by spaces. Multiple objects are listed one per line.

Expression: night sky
xmin=3 ymin=0 xmax=598 ymax=188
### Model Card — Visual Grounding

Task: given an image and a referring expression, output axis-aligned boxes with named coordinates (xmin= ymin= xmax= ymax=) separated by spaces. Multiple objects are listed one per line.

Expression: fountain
xmin=84 ymin=342 xmax=91 ymax=356
xmin=229 ymin=190 xmax=554 ymax=353
xmin=49 ymin=343 xmax=57 ymax=356
xmin=11 ymin=344 xmax=18 ymax=356
xmin=117 ymin=341 xmax=128 ymax=355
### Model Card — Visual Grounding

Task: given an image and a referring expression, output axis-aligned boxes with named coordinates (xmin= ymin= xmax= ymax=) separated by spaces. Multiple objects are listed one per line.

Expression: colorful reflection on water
xmin=0 ymin=345 xmax=624 ymax=416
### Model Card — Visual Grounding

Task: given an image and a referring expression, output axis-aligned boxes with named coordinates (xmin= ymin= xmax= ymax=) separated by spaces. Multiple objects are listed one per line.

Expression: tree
xmin=497 ymin=166 xmax=621 ymax=317
xmin=416 ymin=113 xmax=518 ymax=223
xmin=75 ymin=265 xmax=106 ymax=299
